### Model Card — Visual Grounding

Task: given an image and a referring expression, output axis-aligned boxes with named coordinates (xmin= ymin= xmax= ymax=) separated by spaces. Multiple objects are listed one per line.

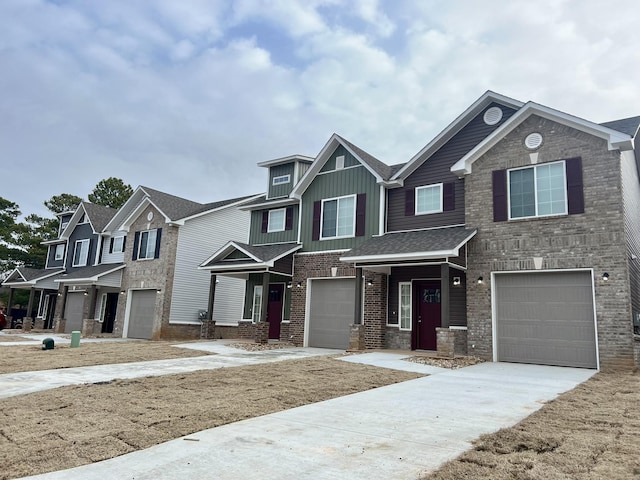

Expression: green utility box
xmin=70 ymin=330 xmax=81 ymax=348
xmin=42 ymin=338 xmax=55 ymax=350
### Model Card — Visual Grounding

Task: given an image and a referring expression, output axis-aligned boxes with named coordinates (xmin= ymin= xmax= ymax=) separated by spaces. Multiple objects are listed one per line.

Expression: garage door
xmin=127 ymin=290 xmax=157 ymax=339
xmin=308 ymin=278 xmax=356 ymax=349
xmin=64 ymin=292 xmax=85 ymax=333
xmin=495 ymin=271 xmax=597 ymax=368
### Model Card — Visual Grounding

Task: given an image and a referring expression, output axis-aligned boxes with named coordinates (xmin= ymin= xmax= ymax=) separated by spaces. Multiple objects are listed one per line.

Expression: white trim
xmin=316 ymin=164 xmax=362 ymax=176
xmin=378 ymin=184 xmax=385 ymax=236
xmin=96 ymin=292 xmax=108 ymax=321
xmin=137 ymin=229 xmax=157 ymax=260
xmin=320 ymin=194 xmax=357 ymax=240
xmin=239 ymin=197 xmax=297 ymax=211
xmin=381 ymin=224 xmax=467 ymax=235
xmin=272 ymin=174 xmax=291 ymax=186
xmin=507 ymin=160 xmax=568 ymax=220
xmin=257 ymin=154 xmax=314 ymax=168
xmin=267 ymin=208 xmax=286 ymax=233
xmin=111 ymin=235 xmax=125 ymax=254
xmin=398 ymin=282 xmax=412 ymax=330
xmin=54 ymin=244 xmax=65 ymax=261
xmin=252 ymin=285 xmax=263 ymax=323
xmin=415 ymin=183 xmax=443 ymax=215
xmin=54 ymin=264 xmax=125 ymax=285
xmin=295 ymin=249 xmax=351 ymax=256
xmin=72 ymin=239 xmax=90 ymax=267
xmin=490 ymin=268 xmax=599 ymax=370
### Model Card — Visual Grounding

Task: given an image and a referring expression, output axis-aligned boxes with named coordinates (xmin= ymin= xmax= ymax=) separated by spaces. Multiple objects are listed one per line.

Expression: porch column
xmin=260 ymin=272 xmax=270 ymax=323
xmin=7 ymin=288 xmax=14 ymax=311
xmin=440 ymin=264 xmax=450 ymax=328
xmin=201 ymin=274 xmax=217 ymax=339
xmin=24 ymin=287 xmax=36 ymax=331
xmin=353 ymin=267 xmax=363 ymax=325
xmin=349 ymin=267 xmax=365 ymax=351
xmin=82 ymin=286 xmax=98 ymax=335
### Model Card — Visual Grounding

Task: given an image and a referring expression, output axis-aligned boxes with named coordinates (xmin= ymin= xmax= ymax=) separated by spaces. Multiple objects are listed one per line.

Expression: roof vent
xmin=525 ymin=132 xmax=543 ymax=150
xmin=483 ymin=107 xmax=503 ymax=126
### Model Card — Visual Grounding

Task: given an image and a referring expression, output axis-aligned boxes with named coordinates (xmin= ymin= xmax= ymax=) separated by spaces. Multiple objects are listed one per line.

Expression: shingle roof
xmin=600 ymin=116 xmax=640 ymax=137
xmin=56 ymin=263 xmax=124 ymax=282
xmin=82 ymin=202 xmax=118 ymax=232
xmin=201 ymin=242 xmax=300 ymax=268
xmin=337 ymin=135 xmax=396 ymax=180
xmin=189 ymin=194 xmax=261 ymax=217
xmin=2 ymin=267 xmax=64 ymax=285
xmin=342 ymin=226 xmax=477 ymax=260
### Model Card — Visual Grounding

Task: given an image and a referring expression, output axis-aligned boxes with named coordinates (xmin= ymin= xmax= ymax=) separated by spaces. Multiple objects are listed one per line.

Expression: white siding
xmin=38 ymin=277 xmax=61 ymax=290
xmin=169 ymin=205 xmax=251 ymax=325
xmin=99 ymin=269 xmax=123 ymax=288
xmin=101 ymin=230 xmax=127 ymax=264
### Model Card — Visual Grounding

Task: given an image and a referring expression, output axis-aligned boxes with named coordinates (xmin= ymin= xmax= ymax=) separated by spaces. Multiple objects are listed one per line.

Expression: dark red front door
xmin=413 ymin=281 xmax=442 ymax=350
xmin=267 ymin=284 xmax=284 ymax=339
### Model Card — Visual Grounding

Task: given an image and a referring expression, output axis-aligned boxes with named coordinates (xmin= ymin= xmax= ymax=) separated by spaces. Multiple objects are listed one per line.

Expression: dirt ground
xmin=0 ymin=356 xmax=422 ymax=479
xmin=0 ymin=335 xmax=31 ymax=343
xmin=0 ymin=341 xmax=213 ymax=374
xmin=425 ymin=370 xmax=640 ymax=479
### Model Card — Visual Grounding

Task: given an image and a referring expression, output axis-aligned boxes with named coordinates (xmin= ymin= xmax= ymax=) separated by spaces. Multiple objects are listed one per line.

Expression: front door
xmin=267 ymin=284 xmax=284 ymax=339
xmin=102 ymin=293 xmax=118 ymax=334
xmin=413 ymin=281 xmax=442 ymax=350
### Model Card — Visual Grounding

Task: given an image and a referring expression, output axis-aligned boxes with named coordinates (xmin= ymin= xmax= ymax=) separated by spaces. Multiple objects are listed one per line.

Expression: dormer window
xmin=60 ymin=221 xmax=69 ymax=233
xmin=78 ymin=213 xmax=87 ymax=224
xmin=272 ymin=174 xmax=291 ymax=185
xmin=54 ymin=244 xmax=65 ymax=261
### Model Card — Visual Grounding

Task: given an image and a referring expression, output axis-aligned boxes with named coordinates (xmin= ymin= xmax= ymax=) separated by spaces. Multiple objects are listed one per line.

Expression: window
xmin=509 ymin=161 xmax=567 ymax=219
xmin=415 ymin=184 xmax=443 ymax=215
xmin=110 ymin=236 xmax=125 ymax=254
xmin=78 ymin=213 xmax=87 ymax=223
xmin=72 ymin=239 xmax=90 ymax=266
xmin=321 ymin=195 xmax=356 ymax=239
xmin=97 ymin=293 xmax=107 ymax=322
xmin=272 ymin=174 xmax=290 ymax=185
xmin=399 ymin=283 xmax=412 ymax=330
xmin=252 ymin=286 xmax=263 ymax=322
xmin=335 ymin=155 xmax=345 ymax=170
xmin=60 ymin=221 xmax=69 ymax=233
xmin=138 ymin=229 xmax=158 ymax=259
xmin=267 ymin=209 xmax=286 ymax=233
xmin=54 ymin=244 xmax=64 ymax=261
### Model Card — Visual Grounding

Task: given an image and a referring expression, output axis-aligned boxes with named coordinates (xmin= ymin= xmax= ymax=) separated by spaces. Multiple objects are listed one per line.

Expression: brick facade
xmin=465 ymin=114 xmax=635 ymax=369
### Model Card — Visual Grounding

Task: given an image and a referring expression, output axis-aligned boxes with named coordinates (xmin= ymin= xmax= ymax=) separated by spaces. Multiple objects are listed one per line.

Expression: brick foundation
xmin=349 ymin=324 xmax=365 ymax=350
xmin=255 ymin=322 xmax=269 ymax=344
xmin=437 ymin=327 xmax=468 ymax=358
xmin=200 ymin=320 xmax=216 ymax=339
xmin=22 ymin=317 xmax=33 ymax=332
xmin=238 ymin=321 xmax=255 ymax=339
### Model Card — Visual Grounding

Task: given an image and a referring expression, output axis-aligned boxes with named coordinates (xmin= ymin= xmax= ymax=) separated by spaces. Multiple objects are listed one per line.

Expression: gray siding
xmin=268 ymin=163 xmax=295 ymax=199
xmin=300 ymin=158 xmax=380 ymax=252
xmin=297 ymin=162 xmax=311 ymax=182
xmin=249 ymin=205 xmax=299 ymax=245
xmin=101 ymin=230 xmax=127 ymax=264
xmin=46 ymin=243 xmax=65 ymax=269
xmin=66 ymin=223 xmax=98 ymax=270
xmin=621 ymin=149 xmax=640 ymax=328
xmin=388 ymin=103 xmax=517 ymax=232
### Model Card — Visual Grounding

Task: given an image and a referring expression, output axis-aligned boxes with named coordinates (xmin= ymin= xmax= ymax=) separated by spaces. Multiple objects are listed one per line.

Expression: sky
xmin=1 ymin=0 xmax=639 ymax=219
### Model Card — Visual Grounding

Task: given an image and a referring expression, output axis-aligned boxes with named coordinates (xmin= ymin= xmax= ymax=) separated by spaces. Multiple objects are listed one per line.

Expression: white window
xmin=54 ymin=244 xmax=64 ymax=261
xmin=252 ymin=286 xmax=263 ymax=322
xmin=508 ymin=161 xmax=567 ymax=219
xmin=272 ymin=174 xmax=291 ymax=185
xmin=96 ymin=293 xmax=107 ymax=322
xmin=38 ymin=294 xmax=49 ymax=318
xmin=111 ymin=236 xmax=125 ymax=253
xmin=321 ymin=195 xmax=356 ymax=239
xmin=60 ymin=221 xmax=69 ymax=234
xmin=335 ymin=155 xmax=345 ymax=170
xmin=72 ymin=239 xmax=90 ymax=266
xmin=399 ymin=283 xmax=412 ymax=330
xmin=138 ymin=229 xmax=157 ymax=260
xmin=268 ymin=209 xmax=286 ymax=233
xmin=415 ymin=184 xmax=443 ymax=215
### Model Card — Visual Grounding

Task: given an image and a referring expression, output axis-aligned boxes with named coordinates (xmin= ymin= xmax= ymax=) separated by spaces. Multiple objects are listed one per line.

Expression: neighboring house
xmin=199 ymin=155 xmax=312 ymax=340
xmin=104 ymin=186 xmax=260 ymax=340
xmin=53 ymin=202 xmax=124 ymax=334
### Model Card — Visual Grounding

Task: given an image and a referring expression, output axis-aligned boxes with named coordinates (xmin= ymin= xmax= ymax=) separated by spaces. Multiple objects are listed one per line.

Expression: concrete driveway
xmin=23 ymin=357 xmax=595 ymax=480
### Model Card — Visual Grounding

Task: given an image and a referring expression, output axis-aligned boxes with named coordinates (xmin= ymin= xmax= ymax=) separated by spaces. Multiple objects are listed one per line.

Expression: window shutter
xmin=261 ymin=211 xmax=269 ymax=233
xmin=122 ymin=236 xmax=126 ymax=252
xmin=565 ymin=157 xmax=584 ymax=215
xmin=355 ymin=193 xmax=366 ymax=237
xmin=132 ymin=232 xmax=140 ymax=260
xmin=443 ymin=182 xmax=455 ymax=211
xmin=109 ymin=237 xmax=114 ymax=254
xmin=405 ymin=188 xmax=415 ymax=216
xmin=312 ymin=201 xmax=321 ymax=241
xmin=154 ymin=228 xmax=162 ymax=259
xmin=285 ymin=207 xmax=293 ymax=231
xmin=492 ymin=170 xmax=508 ymax=222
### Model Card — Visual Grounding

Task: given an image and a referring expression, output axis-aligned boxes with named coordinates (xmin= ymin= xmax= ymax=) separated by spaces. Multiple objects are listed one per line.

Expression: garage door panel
xmin=64 ymin=292 xmax=85 ymax=333
xmin=308 ymin=278 xmax=355 ymax=349
xmin=127 ymin=290 xmax=156 ymax=340
xmin=495 ymin=272 xmax=597 ymax=368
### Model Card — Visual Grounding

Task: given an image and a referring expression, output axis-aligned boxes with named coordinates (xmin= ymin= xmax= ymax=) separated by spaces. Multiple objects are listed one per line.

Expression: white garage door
xmin=64 ymin=292 xmax=85 ymax=333
xmin=127 ymin=290 xmax=157 ymax=339
xmin=495 ymin=271 xmax=597 ymax=368
xmin=308 ymin=278 xmax=356 ymax=349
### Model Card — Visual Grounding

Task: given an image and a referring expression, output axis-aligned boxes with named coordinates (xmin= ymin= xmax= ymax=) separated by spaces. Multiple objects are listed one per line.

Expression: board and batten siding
xmin=387 ymin=102 xmax=517 ymax=232
xmin=621 ymin=148 xmax=640 ymax=326
xmin=249 ymin=205 xmax=299 ymax=245
xmin=243 ymin=273 xmax=291 ymax=320
xmin=268 ymin=163 xmax=296 ymax=199
xmin=169 ymin=205 xmax=251 ymax=325
xmin=300 ymin=161 xmax=380 ymax=252
xmin=101 ymin=230 xmax=127 ymax=264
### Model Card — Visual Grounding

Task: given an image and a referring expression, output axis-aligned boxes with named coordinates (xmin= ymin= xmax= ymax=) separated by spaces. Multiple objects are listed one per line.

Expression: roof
xmin=54 ymin=263 xmax=125 ymax=284
xmin=256 ymin=154 xmax=314 ymax=168
xmin=337 ymin=135 xmax=396 ymax=181
xmin=2 ymin=267 xmax=64 ymax=286
xmin=199 ymin=241 xmax=301 ymax=270
xmin=340 ymin=226 xmax=477 ymax=263
xmin=600 ymin=115 xmax=640 ymax=137
xmin=81 ymin=202 xmax=118 ymax=232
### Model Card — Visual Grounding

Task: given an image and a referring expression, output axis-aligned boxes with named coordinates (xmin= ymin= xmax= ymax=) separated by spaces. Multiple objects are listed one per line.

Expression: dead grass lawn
xmin=0 ymin=356 xmax=422 ymax=479
xmin=425 ymin=370 xmax=640 ymax=480
xmin=0 ymin=335 xmax=31 ymax=343
xmin=0 ymin=341 xmax=213 ymax=374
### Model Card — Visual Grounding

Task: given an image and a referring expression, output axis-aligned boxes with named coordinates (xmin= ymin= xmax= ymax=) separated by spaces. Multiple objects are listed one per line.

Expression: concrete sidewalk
xmin=23 ymin=360 xmax=595 ymax=480
xmin=0 ymin=332 xmax=134 ymax=346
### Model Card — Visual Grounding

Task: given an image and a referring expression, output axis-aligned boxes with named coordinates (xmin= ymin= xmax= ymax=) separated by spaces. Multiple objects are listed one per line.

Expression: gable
xmin=319 ymin=145 xmax=361 ymax=172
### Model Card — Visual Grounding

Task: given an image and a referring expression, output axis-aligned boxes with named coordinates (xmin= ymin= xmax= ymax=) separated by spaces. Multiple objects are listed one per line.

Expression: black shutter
xmin=285 ymin=207 xmax=293 ymax=231
xmin=154 ymin=228 xmax=162 ymax=259
xmin=122 ymin=236 xmax=126 ymax=252
xmin=132 ymin=232 xmax=140 ymax=260
xmin=443 ymin=182 xmax=455 ymax=211
xmin=492 ymin=170 xmax=508 ymax=222
xmin=566 ymin=157 xmax=584 ymax=215
xmin=312 ymin=201 xmax=321 ymax=241
xmin=355 ymin=193 xmax=366 ymax=237
xmin=109 ymin=237 xmax=114 ymax=254
xmin=405 ymin=188 xmax=415 ymax=216
xmin=261 ymin=211 xmax=269 ymax=233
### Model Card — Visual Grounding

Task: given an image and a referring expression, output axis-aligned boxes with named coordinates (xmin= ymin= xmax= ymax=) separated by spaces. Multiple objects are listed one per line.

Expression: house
xmin=199 ymin=155 xmax=312 ymax=340
xmin=103 ymin=186 xmax=260 ymax=340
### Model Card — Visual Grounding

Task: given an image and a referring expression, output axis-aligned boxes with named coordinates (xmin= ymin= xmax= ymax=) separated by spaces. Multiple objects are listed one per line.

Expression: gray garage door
xmin=308 ymin=278 xmax=356 ymax=349
xmin=127 ymin=290 xmax=157 ymax=339
xmin=64 ymin=292 xmax=85 ymax=333
xmin=495 ymin=271 xmax=597 ymax=368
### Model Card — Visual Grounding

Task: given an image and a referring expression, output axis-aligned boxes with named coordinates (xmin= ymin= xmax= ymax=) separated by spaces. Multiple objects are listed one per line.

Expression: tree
xmin=88 ymin=177 xmax=133 ymax=209
xmin=0 ymin=197 xmax=29 ymax=271
xmin=44 ymin=193 xmax=83 ymax=214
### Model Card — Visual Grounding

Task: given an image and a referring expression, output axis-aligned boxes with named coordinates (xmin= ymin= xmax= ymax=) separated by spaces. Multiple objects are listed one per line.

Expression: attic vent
xmin=483 ymin=107 xmax=503 ymax=126
xmin=525 ymin=132 xmax=543 ymax=150
xmin=335 ymin=155 xmax=345 ymax=170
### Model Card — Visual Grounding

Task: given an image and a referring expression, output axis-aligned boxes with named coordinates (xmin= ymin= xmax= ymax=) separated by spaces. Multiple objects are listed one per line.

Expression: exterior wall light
xmin=452 ymin=277 xmax=461 ymax=286
xmin=296 ymin=282 xmax=302 ymax=288
xmin=602 ymin=272 xmax=609 ymax=281
xmin=366 ymin=279 xmax=373 ymax=287
xmin=120 ymin=291 xmax=125 ymax=295
xmin=477 ymin=276 xmax=484 ymax=284
xmin=287 ymin=282 xmax=292 ymax=289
